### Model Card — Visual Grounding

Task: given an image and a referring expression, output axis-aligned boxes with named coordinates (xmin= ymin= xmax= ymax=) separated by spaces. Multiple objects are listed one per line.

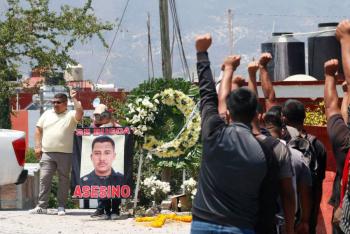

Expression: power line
xmin=95 ymin=0 xmax=131 ymax=84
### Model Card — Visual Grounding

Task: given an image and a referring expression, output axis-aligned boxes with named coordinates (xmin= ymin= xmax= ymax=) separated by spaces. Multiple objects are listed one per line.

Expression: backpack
xmin=255 ymin=135 xmax=280 ymax=234
xmin=287 ymin=134 xmax=319 ymax=181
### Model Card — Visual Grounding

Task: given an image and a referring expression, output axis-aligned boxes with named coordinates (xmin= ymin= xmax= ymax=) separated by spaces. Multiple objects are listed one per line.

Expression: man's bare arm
xmin=324 ymin=59 xmax=341 ymax=119
xmin=259 ymin=53 xmax=278 ymax=111
xmin=336 ymin=20 xmax=350 ymax=89
xmin=218 ymin=55 xmax=241 ymax=115
xmin=35 ymin=127 xmax=43 ymax=160
xmin=247 ymin=60 xmax=259 ymax=95
xmin=70 ymin=89 xmax=84 ymax=121
xmin=341 ymin=81 xmax=349 ymax=123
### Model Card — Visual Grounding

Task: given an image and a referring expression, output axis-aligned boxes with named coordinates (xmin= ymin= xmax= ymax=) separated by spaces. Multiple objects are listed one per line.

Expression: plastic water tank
xmin=308 ymin=23 xmax=343 ymax=80
xmin=261 ymin=32 xmax=305 ymax=81
xmin=64 ymin=64 xmax=83 ymax=81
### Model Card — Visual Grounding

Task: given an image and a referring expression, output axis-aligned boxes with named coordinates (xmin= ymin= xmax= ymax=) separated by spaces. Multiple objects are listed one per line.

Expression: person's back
xmin=282 ymin=99 xmax=327 ymax=233
xmin=193 ymin=122 xmax=266 ymax=228
xmin=192 ymin=34 xmax=266 ymax=233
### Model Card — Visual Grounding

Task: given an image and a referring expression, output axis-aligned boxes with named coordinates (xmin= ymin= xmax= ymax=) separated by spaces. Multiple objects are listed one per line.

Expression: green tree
xmin=0 ymin=0 xmax=113 ymax=128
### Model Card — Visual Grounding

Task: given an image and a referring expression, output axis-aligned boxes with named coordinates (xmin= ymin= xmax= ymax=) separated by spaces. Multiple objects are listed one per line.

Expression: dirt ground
xmin=0 ymin=209 xmax=191 ymax=234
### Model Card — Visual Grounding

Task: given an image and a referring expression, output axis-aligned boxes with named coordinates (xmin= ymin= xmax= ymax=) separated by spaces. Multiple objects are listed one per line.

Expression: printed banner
xmin=71 ymin=127 xmax=133 ymax=207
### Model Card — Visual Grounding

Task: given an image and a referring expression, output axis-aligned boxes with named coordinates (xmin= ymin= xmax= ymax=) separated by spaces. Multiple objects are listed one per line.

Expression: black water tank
xmin=261 ymin=32 xmax=305 ymax=81
xmin=308 ymin=23 xmax=343 ymax=80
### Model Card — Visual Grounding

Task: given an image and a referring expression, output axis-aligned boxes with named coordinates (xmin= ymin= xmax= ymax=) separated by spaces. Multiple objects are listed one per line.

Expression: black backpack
xmin=255 ymin=135 xmax=280 ymax=234
xmin=287 ymin=134 xmax=319 ymax=181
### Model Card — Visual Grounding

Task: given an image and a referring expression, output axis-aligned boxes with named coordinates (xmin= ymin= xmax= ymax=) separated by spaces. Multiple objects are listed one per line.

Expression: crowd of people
xmin=25 ymin=18 xmax=350 ymax=233
xmin=192 ymin=20 xmax=350 ymax=234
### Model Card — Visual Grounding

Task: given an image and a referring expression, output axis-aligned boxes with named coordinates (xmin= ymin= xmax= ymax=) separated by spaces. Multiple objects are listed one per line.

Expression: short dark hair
xmin=264 ymin=105 xmax=283 ymax=129
xmin=91 ymin=136 xmax=115 ymax=151
xmin=54 ymin=93 xmax=68 ymax=102
xmin=226 ymin=88 xmax=257 ymax=123
xmin=282 ymin=99 xmax=306 ymax=125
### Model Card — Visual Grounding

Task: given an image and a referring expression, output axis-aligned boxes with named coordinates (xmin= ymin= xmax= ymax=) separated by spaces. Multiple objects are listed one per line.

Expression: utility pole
xmin=159 ymin=0 xmax=172 ymax=79
xmin=228 ymin=9 xmax=233 ymax=54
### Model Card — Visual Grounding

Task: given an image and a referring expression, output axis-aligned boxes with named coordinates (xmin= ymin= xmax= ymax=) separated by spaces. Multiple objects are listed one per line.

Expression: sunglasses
xmin=94 ymin=112 xmax=111 ymax=120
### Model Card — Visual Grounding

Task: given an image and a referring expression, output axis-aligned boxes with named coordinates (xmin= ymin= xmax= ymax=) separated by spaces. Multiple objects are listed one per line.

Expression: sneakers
xmin=90 ymin=209 xmax=104 ymax=218
xmin=57 ymin=207 xmax=65 ymax=216
xmin=29 ymin=206 xmax=47 ymax=214
xmin=110 ymin=213 xmax=120 ymax=220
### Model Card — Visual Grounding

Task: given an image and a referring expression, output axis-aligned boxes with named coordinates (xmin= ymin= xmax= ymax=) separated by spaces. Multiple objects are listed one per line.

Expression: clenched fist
xmin=259 ymin=52 xmax=272 ymax=68
xmin=195 ymin=33 xmax=212 ymax=52
xmin=324 ymin=59 xmax=339 ymax=76
xmin=336 ymin=20 xmax=350 ymax=42
xmin=223 ymin=55 xmax=241 ymax=71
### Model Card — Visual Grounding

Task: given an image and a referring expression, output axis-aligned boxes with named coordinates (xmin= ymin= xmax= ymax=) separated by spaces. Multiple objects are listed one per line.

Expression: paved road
xmin=0 ymin=209 xmax=191 ymax=234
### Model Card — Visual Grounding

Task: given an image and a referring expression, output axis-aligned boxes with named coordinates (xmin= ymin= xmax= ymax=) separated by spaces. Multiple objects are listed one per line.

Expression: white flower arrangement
xmin=126 ymin=96 xmax=159 ymax=137
xmin=181 ymin=178 xmax=197 ymax=200
xmin=142 ymin=176 xmax=171 ymax=204
xmin=143 ymin=89 xmax=201 ymax=158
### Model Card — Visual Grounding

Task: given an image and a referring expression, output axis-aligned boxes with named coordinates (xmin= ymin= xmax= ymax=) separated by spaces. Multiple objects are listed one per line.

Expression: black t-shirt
xmin=327 ymin=114 xmax=350 ymax=207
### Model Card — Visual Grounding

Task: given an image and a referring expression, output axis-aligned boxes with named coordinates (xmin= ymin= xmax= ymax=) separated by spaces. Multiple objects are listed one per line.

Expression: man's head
xmin=93 ymin=104 xmax=112 ymax=126
xmin=226 ymin=87 xmax=257 ymax=124
xmin=282 ymin=99 xmax=306 ymax=126
xmin=52 ymin=93 xmax=68 ymax=114
xmin=91 ymin=136 xmax=116 ymax=176
xmin=264 ymin=105 xmax=283 ymax=137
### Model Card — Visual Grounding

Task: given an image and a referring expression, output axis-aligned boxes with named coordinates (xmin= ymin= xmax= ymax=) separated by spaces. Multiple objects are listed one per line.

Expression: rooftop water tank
xmin=308 ymin=23 xmax=343 ymax=80
xmin=261 ymin=32 xmax=306 ymax=81
xmin=64 ymin=64 xmax=83 ymax=81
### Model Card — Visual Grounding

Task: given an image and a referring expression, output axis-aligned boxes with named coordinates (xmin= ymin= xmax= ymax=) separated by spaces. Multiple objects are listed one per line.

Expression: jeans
xmin=191 ymin=220 xmax=255 ymax=234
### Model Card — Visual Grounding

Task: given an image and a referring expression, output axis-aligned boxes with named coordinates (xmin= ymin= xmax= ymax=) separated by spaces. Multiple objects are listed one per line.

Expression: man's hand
xmin=232 ymin=75 xmax=245 ymax=88
xmin=195 ymin=33 xmax=212 ymax=52
xmin=342 ymin=81 xmax=348 ymax=93
xmin=324 ymin=59 xmax=339 ymax=76
xmin=336 ymin=20 xmax=350 ymax=42
xmin=259 ymin=52 xmax=272 ymax=68
xmin=70 ymin=89 xmax=77 ymax=100
xmin=34 ymin=146 xmax=42 ymax=160
xmin=223 ymin=55 xmax=241 ymax=71
xmin=248 ymin=60 xmax=259 ymax=76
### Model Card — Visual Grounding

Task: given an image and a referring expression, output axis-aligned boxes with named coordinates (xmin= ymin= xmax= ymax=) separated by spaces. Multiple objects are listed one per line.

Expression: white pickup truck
xmin=0 ymin=129 xmax=28 ymax=186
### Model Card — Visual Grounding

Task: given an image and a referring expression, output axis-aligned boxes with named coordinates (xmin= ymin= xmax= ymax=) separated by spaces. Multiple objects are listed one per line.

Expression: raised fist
xmin=223 ymin=55 xmax=241 ymax=71
xmin=248 ymin=60 xmax=259 ymax=75
xmin=259 ymin=53 xmax=272 ymax=68
xmin=232 ymin=75 xmax=245 ymax=87
xmin=195 ymin=33 xmax=212 ymax=52
xmin=342 ymin=81 xmax=348 ymax=93
xmin=324 ymin=59 xmax=339 ymax=76
xmin=336 ymin=20 xmax=350 ymax=41
xmin=70 ymin=89 xmax=77 ymax=99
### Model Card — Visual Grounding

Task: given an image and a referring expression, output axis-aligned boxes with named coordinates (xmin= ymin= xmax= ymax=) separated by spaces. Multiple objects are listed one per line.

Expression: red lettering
xmin=111 ymin=185 xmax=120 ymax=198
xmin=83 ymin=129 xmax=91 ymax=136
xmin=93 ymin=128 xmax=101 ymax=136
xmin=91 ymin=186 xmax=99 ymax=198
xmin=123 ymin=128 xmax=131 ymax=135
xmin=82 ymin=186 xmax=90 ymax=198
xmin=107 ymin=185 xmax=111 ymax=198
xmin=73 ymin=186 xmax=82 ymax=198
xmin=121 ymin=185 xmax=131 ymax=198
xmin=99 ymin=186 xmax=107 ymax=199
xmin=76 ymin=129 xmax=83 ymax=136
xmin=109 ymin=128 xmax=116 ymax=135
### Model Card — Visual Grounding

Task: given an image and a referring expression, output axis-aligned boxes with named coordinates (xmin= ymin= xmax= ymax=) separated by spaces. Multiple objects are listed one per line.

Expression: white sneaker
xmin=57 ymin=207 xmax=65 ymax=216
xmin=29 ymin=206 xmax=47 ymax=214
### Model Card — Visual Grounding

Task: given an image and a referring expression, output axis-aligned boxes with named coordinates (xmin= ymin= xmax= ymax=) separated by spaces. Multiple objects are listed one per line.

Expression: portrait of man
xmin=80 ymin=135 xmax=124 ymax=186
